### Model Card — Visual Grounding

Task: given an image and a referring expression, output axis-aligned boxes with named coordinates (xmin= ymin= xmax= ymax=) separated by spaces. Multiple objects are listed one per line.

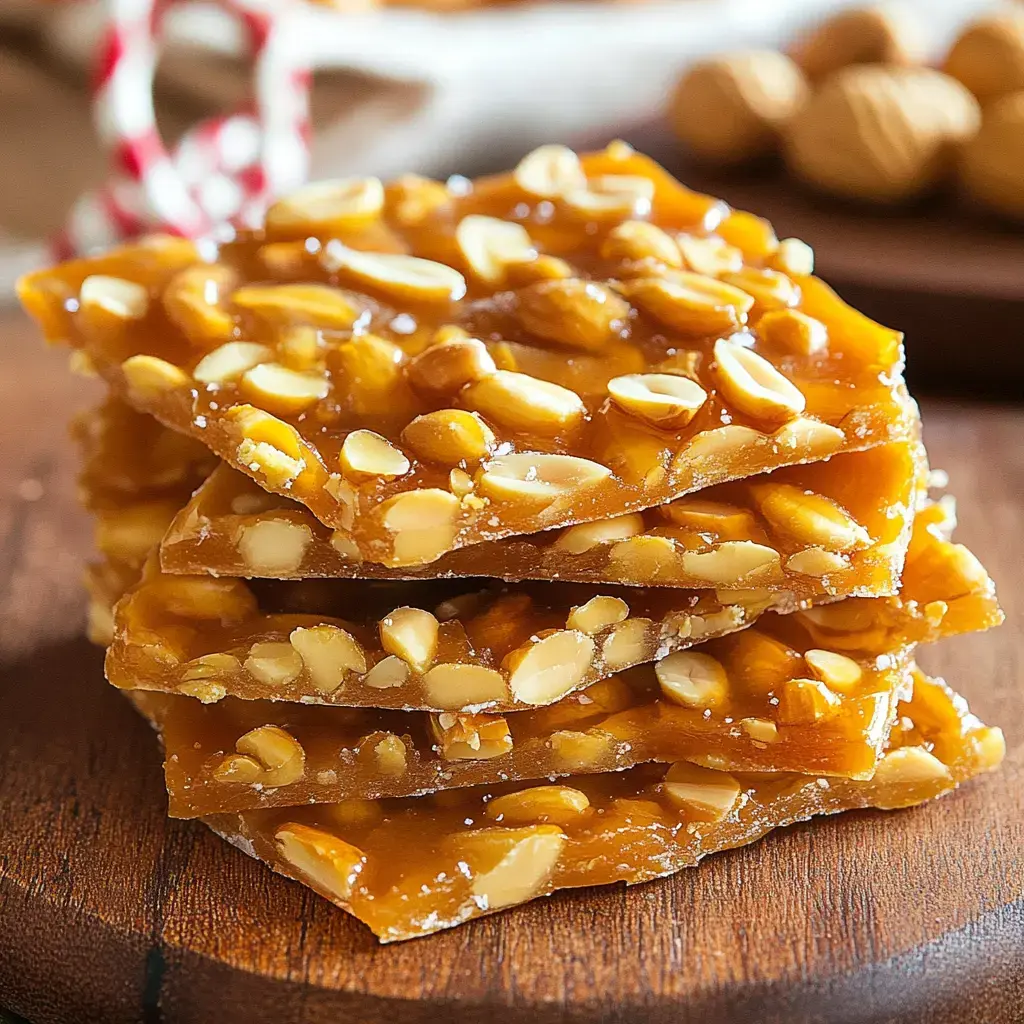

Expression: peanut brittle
xmin=131 ymin=628 xmax=915 ymax=818
xmin=105 ymin=494 xmax=999 ymax=713
xmin=72 ymin=397 xmax=922 ymax=596
xmin=77 ymin=398 xmax=923 ymax=597
xmin=75 ymin=403 xmax=214 ymax=571
xmin=74 ymin=399 xmax=215 ymax=519
xmin=192 ymin=670 xmax=1003 ymax=941
xmin=790 ymin=498 xmax=1004 ymax=649
xmin=162 ymin=442 xmax=922 ymax=599
xmin=127 ymin=524 xmax=1001 ymax=816
xmin=109 ymin=562 xmax=788 ymax=711
xmin=74 ymin=400 xmax=216 ymax=644
xmin=21 ymin=143 xmax=918 ymax=567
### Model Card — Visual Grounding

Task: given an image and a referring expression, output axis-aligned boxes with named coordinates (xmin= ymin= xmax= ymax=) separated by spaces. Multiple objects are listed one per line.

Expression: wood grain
xmin=0 ymin=310 xmax=1020 ymax=1024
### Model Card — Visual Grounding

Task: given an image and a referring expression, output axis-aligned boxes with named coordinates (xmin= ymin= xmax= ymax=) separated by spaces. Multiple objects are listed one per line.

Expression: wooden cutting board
xmin=0 ymin=310 xmax=1021 ymax=1024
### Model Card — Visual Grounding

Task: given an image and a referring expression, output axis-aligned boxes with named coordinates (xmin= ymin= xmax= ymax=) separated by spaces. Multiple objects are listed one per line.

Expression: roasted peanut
xmin=662 ymin=761 xmax=742 ymax=821
xmin=236 ymin=518 xmax=312 ymax=575
xmin=402 ymin=409 xmax=495 ymax=464
xmin=607 ymin=373 xmax=708 ymax=429
xmin=456 ymin=215 xmax=536 ymax=283
xmin=232 ymin=283 xmax=359 ymax=330
xmin=600 ymin=221 xmax=682 ymax=266
xmin=711 ymin=338 xmax=805 ymax=425
xmin=600 ymin=618 xmax=651 ymax=670
xmin=80 ymin=275 xmax=150 ymax=321
xmin=486 ymin=785 xmax=590 ymax=826
xmin=656 ymin=651 xmax=728 ymax=709
xmin=274 ymin=823 xmax=366 ymax=900
xmin=722 ymin=267 xmax=800 ymax=312
xmin=564 ymin=175 xmax=655 ymax=218
xmin=463 ymin=370 xmax=585 ymax=435
xmin=450 ymin=826 xmax=565 ymax=910
xmin=804 ymin=649 xmax=863 ymax=693
xmin=244 ymin=641 xmax=304 ymax=687
xmin=513 ymin=145 xmax=587 ymax=197
xmin=504 ymin=630 xmax=596 ymax=705
xmin=552 ymin=514 xmax=645 ymax=554
xmin=321 ymin=242 xmax=466 ymax=302
xmin=677 ymin=235 xmax=743 ymax=277
xmin=620 ymin=272 xmax=753 ymax=335
xmin=757 ymin=308 xmax=827 ymax=355
xmin=362 ymin=655 xmax=410 ymax=689
xmin=515 ymin=279 xmax=630 ymax=351
xmin=431 ymin=712 xmax=513 ymax=760
xmin=266 ymin=177 xmax=385 ymax=236
xmin=194 ymin=342 xmax=273 ymax=385
xmin=740 ymin=717 xmax=779 ymax=743
xmin=680 ymin=541 xmax=782 ymax=584
xmin=406 ymin=337 xmax=496 ymax=396
xmin=476 ymin=453 xmax=611 ymax=504
xmin=566 ymin=595 xmax=629 ymax=635
xmin=548 ymin=729 xmax=615 ymax=770
xmin=339 ymin=430 xmax=410 ymax=481
xmin=121 ymin=355 xmax=190 ymax=401
xmin=240 ymin=363 xmax=330 ymax=416
xmin=873 ymin=745 xmax=952 ymax=787
xmin=290 ymin=624 xmax=367 ymax=693
xmin=163 ymin=264 xmax=236 ymax=344
xmin=422 ymin=663 xmax=508 ymax=709
xmin=379 ymin=607 xmax=439 ymax=673
xmin=379 ymin=489 xmax=460 ymax=565
xmin=214 ymin=724 xmax=305 ymax=787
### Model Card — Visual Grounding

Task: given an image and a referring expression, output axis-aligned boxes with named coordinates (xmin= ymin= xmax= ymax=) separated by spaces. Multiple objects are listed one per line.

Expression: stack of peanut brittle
xmin=20 ymin=143 xmax=1004 ymax=943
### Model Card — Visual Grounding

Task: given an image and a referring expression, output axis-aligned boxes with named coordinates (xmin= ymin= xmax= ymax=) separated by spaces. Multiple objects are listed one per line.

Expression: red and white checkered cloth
xmin=54 ymin=0 xmax=312 ymax=258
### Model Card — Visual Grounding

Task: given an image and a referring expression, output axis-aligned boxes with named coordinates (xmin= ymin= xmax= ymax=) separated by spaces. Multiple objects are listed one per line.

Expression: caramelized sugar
xmin=129 ymin=535 xmax=1002 ymax=818
xmin=187 ymin=671 xmax=1003 ymax=941
xmin=107 ymin=497 xmax=1000 ymax=714
xmin=22 ymin=144 xmax=917 ymax=567
xmin=162 ymin=441 xmax=922 ymax=598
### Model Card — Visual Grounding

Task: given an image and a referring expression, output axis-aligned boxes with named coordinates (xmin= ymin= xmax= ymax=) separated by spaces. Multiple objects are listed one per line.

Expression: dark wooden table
xmin=0 ymin=309 xmax=1021 ymax=1024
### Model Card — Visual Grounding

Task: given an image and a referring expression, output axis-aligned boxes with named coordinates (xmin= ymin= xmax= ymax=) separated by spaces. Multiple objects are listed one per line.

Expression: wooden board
xmin=0 ymin=309 xmax=1021 ymax=1024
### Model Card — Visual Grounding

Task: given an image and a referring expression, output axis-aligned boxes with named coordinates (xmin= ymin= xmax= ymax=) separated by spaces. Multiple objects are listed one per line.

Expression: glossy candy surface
xmin=22 ymin=144 xmax=917 ymax=568
xmin=189 ymin=671 xmax=1003 ymax=942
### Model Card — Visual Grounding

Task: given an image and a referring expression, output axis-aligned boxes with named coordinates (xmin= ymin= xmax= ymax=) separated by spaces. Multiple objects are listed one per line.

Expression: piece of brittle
xmin=76 ymin=398 xmax=923 ymax=598
xmin=21 ymin=144 xmax=918 ymax=568
xmin=105 ymin=492 xmax=999 ymax=714
xmin=109 ymin=561 xmax=787 ymax=711
xmin=161 ymin=441 xmax=923 ymax=599
xmin=184 ymin=670 xmax=1002 ymax=941
xmin=129 ymin=629 xmax=915 ymax=816
xmin=125 ymin=513 xmax=1001 ymax=817
xmin=73 ymin=400 xmax=216 ymax=644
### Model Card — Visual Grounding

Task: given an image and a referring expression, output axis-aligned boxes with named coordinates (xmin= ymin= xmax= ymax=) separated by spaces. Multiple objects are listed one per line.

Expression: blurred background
xmin=1 ymin=0 xmax=1022 ymax=391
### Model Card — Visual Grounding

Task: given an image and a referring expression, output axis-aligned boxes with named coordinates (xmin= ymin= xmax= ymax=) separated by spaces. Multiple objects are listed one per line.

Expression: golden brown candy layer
xmin=131 ymin=621 xmax=914 ymax=818
xmin=162 ymin=442 xmax=922 ymax=597
xmin=193 ymin=671 xmax=1003 ymax=942
xmin=108 ymin=561 xmax=789 ymax=711
xmin=21 ymin=144 xmax=917 ymax=567
xmin=76 ymin=398 xmax=922 ymax=596
xmin=105 ymin=494 xmax=1000 ymax=713
xmin=126 ymin=530 xmax=1003 ymax=819
xmin=73 ymin=400 xmax=216 ymax=644
xmin=74 ymin=399 xmax=215 ymax=517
